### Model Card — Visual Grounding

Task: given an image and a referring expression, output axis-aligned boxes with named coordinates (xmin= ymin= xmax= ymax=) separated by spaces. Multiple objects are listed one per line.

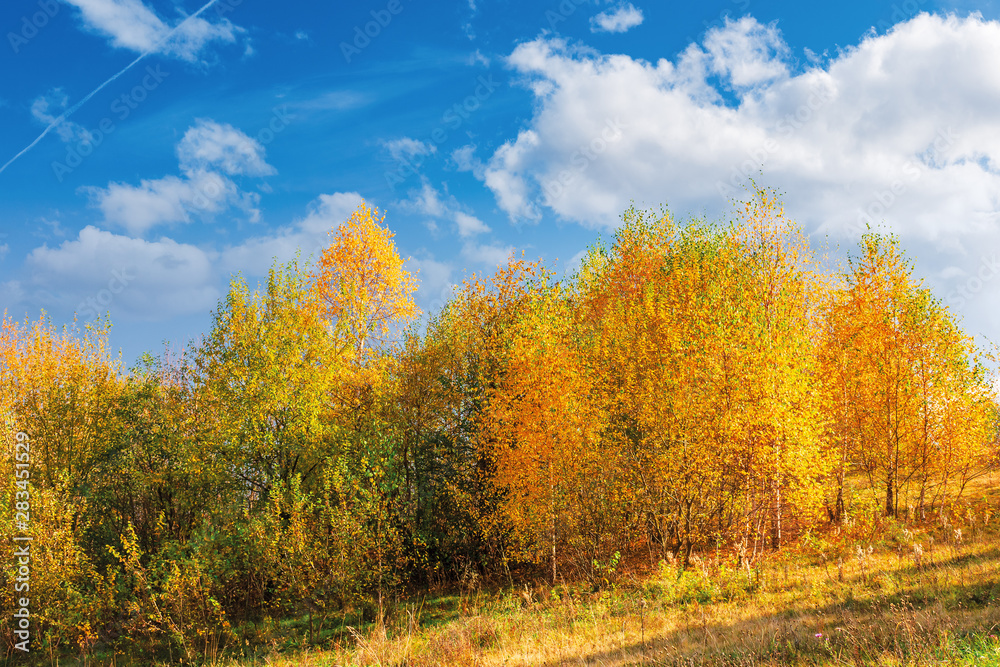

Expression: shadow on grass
xmin=569 ymin=575 xmax=1000 ymax=666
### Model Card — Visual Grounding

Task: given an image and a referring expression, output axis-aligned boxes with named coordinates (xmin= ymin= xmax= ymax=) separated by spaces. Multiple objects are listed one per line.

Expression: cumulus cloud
xmin=85 ymin=119 xmax=274 ymax=235
xmin=454 ymin=211 xmax=491 ymax=237
xmin=402 ymin=180 xmax=448 ymax=218
xmin=5 ymin=192 xmax=367 ymax=323
xmin=482 ymin=14 xmax=1000 ymax=239
xmin=177 ymin=119 xmax=277 ymax=177
xmin=590 ymin=3 xmax=645 ymax=34
xmin=484 ymin=130 xmax=542 ymax=222
xmin=11 ymin=226 xmax=219 ymax=321
xmin=89 ymin=170 xmax=244 ymax=234
xmin=480 ymin=11 xmax=1000 ymax=342
xmin=703 ymin=16 xmax=789 ymax=88
xmin=63 ymin=0 xmax=241 ymax=62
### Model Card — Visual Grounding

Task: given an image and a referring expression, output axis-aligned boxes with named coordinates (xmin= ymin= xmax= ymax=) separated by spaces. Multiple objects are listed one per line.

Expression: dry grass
xmin=214 ymin=495 xmax=1000 ymax=667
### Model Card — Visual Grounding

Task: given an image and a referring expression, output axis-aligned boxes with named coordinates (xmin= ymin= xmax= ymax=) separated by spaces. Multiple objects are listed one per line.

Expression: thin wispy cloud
xmin=0 ymin=0 xmax=227 ymax=177
xmin=30 ymin=91 xmax=94 ymax=145
xmin=397 ymin=178 xmax=492 ymax=238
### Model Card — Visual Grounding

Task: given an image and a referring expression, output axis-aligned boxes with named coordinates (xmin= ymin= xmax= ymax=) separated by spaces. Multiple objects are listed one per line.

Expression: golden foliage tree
xmin=819 ymin=232 xmax=996 ymax=518
xmin=313 ymin=201 xmax=419 ymax=364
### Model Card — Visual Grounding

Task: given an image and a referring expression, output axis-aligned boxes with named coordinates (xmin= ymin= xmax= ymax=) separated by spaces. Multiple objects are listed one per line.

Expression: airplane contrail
xmin=0 ymin=0 xmax=222 ymax=177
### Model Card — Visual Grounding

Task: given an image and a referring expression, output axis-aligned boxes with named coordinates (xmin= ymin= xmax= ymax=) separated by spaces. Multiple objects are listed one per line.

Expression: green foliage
xmin=644 ymin=558 xmax=756 ymax=604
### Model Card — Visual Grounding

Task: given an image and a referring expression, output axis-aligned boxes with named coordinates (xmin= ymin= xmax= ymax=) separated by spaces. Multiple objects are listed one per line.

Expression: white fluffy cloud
xmin=484 ymin=130 xmax=542 ymax=222
xmin=402 ymin=180 xmax=448 ymax=218
xmin=590 ymin=3 xmax=644 ymax=34
xmin=86 ymin=119 xmax=274 ymax=235
xmin=454 ymin=211 xmax=491 ymax=237
xmin=479 ymin=12 xmax=1000 ymax=341
xmin=63 ymin=0 xmax=240 ymax=62
xmin=177 ymin=119 xmax=277 ymax=177
xmin=5 ymin=192 xmax=368 ymax=323
xmin=703 ymin=16 xmax=789 ymax=87
xmin=483 ymin=14 xmax=1000 ymax=241
xmin=452 ymin=144 xmax=486 ymax=179
xmin=10 ymin=226 xmax=219 ymax=321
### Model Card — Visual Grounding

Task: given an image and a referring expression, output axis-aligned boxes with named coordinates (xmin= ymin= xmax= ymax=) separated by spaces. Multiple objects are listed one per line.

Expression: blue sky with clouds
xmin=1 ymin=0 xmax=999 ymax=364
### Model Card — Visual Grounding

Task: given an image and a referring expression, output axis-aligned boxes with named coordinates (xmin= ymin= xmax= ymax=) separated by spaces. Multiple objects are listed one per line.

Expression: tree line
xmin=2 ymin=191 xmax=997 ymax=657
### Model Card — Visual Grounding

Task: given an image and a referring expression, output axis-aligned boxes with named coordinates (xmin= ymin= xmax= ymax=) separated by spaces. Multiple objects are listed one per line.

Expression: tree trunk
xmin=885 ymin=474 xmax=895 ymax=517
xmin=771 ymin=441 xmax=782 ymax=549
xmin=835 ymin=485 xmax=844 ymax=524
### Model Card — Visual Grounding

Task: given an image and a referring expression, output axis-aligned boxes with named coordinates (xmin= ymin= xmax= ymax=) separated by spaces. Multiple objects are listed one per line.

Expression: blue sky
xmin=2 ymin=0 xmax=999 ymax=365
